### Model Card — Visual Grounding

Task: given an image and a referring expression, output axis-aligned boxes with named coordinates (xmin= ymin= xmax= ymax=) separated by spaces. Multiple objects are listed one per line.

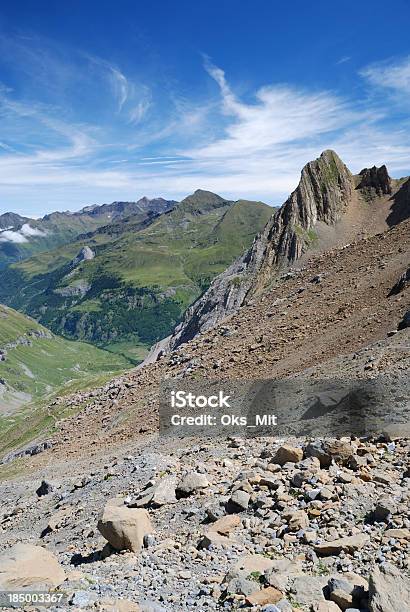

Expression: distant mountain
xmin=169 ymin=150 xmax=410 ymax=349
xmin=0 ymin=197 xmax=176 ymax=269
xmin=0 ymin=191 xmax=272 ymax=359
xmin=0 ymin=303 xmax=130 ymax=456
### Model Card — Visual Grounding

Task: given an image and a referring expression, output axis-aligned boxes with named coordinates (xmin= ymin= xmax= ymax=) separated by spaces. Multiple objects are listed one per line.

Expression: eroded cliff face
xmin=169 ymin=150 xmax=355 ymax=349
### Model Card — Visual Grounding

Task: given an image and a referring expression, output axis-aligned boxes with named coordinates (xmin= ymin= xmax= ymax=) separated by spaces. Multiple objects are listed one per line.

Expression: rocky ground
xmin=23 ymin=217 xmax=409 ymax=462
xmin=0 ymin=212 xmax=408 ymax=610
xmin=0 ymin=432 xmax=409 ymax=611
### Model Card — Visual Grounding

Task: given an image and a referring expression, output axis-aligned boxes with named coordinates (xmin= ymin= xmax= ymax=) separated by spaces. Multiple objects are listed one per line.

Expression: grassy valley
xmin=0 ymin=191 xmax=272 ymax=359
xmin=0 ymin=304 xmax=131 ymax=457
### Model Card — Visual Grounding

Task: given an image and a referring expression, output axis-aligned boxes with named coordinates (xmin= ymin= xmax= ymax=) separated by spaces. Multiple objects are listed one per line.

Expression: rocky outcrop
xmin=169 ymin=150 xmax=354 ymax=349
xmin=389 ymin=265 xmax=410 ymax=295
xmin=398 ymin=310 xmax=410 ymax=330
xmin=1 ymin=440 xmax=52 ymax=464
xmin=357 ymin=165 xmax=392 ymax=196
xmin=70 ymin=246 xmax=95 ymax=268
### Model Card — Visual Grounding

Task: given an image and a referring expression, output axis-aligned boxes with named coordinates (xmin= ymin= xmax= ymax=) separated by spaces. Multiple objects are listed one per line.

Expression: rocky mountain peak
xmin=0 ymin=212 xmax=28 ymax=231
xmin=357 ymin=164 xmax=392 ymax=196
xmin=168 ymin=150 xmax=355 ymax=349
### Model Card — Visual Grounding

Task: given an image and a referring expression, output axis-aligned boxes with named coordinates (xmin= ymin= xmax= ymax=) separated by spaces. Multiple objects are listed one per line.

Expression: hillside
xmin=0 ymin=191 xmax=272 ymax=359
xmin=167 ymin=152 xmax=410 ymax=348
xmin=0 ymin=304 xmax=130 ymax=457
xmin=0 ymin=195 xmax=408 ymax=611
xmin=0 ymin=197 xmax=175 ymax=269
xmin=0 ymin=155 xmax=408 ymax=612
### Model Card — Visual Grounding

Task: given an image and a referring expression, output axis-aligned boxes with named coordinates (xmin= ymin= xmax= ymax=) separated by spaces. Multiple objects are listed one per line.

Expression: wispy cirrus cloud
xmin=1 ymin=36 xmax=410 ymax=215
xmin=361 ymin=56 xmax=410 ymax=93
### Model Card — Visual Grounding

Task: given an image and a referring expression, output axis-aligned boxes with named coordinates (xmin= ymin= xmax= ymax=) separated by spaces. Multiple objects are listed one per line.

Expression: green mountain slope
xmin=0 ymin=304 xmax=131 ymax=456
xmin=0 ymin=191 xmax=273 ymax=359
xmin=0 ymin=197 xmax=175 ymax=269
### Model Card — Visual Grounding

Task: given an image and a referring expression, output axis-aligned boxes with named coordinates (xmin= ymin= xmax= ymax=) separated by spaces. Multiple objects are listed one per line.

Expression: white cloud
xmin=0 ymin=223 xmax=46 ymax=243
xmin=109 ymin=67 xmax=129 ymax=111
xmin=188 ymin=61 xmax=363 ymax=162
xmin=0 ymin=229 xmax=28 ymax=243
xmin=129 ymin=99 xmax=151 ymax=124
xmin=20 ymin=223 xmax=46 ymax=237
xmin=336 ymin=56 xmax=351 ymax=65
xmin=361 ymin=56 xmax=410 ymax=93
xmin=2 ymin=51 xmax=410 ymax=215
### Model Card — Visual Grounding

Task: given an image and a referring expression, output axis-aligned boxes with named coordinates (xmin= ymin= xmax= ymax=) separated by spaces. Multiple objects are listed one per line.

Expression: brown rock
xmin=245 ymin=586 xmax=282 ymax=606
xmin=384 ymin=528 xmax=410 ymax=539
xmin=284 ymin=510 xmax=309 ymax=531
xmin=369 ymin=562 xmax=410 ymax=611
xmin=234 ymin=554 xmax=274 ymax=574
xmin=314 ymin=534 xmax=370 ymax=556
xmin=330 ymin=587 xmax=353 ymax=610
xmin=97 ymin=501 xmax=153 ymax=552
xmin=311 ymin=602 xmax=341 ymax=612
xmin=273 ymin=444 xmax=303 ymax=465
xmin=198 ymin=531 xmax=234 ymax=549
xmin=0 ymin=543 xmax=65 ymax=589
xmin=209 ymin=514 xmax=241 ymax=535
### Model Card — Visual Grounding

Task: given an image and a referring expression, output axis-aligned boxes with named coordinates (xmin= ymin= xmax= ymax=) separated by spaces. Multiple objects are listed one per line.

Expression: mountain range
xmin=0 ymin=190 xmax=271 ymax=360
xmin=168 ymin=150 xmax=410 ymax=349
xmin=0 ymin=196 xmax=176 ymax=269
xmin=0 ymin=150 xmax=409 ymax=610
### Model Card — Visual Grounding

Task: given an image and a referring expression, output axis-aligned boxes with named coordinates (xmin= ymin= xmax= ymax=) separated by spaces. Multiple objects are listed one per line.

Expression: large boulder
xmin=0 ymin=543 xmax=65 ymax=589
xmin=288 ymin=575 xmax=328 ymax=606
xmin=98 ymin=501 xmax=153 ymax=552
xmin=369 ymin=562 xmax=410 ymax=611
xmin=273 ymin=444 xmax=303 ymax=465
xmin=314 ymin=534 xmax=370 ymax=556
xmin=176 ymin=472 xmax=209 ymax=496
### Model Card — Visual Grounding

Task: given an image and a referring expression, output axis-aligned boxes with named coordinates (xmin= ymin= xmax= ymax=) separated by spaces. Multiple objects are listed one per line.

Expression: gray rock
xmin=368 ymin=562 xmax=410 ymax=611
xmin=373 ymin=498 xmax=397 ymax=522
xmin=289 ymin=575 xmax=328 ymax=606
xmin=225 ymin=575 xmax=258 ymax=596
xmin=227 ymin=489 xmax=250 ymax=512
xmin=139 ymin=600 xmax=167 ymax=612
xmin=177 ymin=472 xmax=209 ymax=496
xmin=304 ymin=442 xmax=332 ymax=469
xmin=36 ymin=479 xmax=55 ymax=497
xmin=70 ymin=590 xmax=96 ymax=608
xmin=131 ymin=476 xmax=178 ymax=507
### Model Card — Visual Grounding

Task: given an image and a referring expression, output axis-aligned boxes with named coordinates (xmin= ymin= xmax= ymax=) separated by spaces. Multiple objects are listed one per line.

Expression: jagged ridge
xmin=169 ymin=150 xmax=354 ymax=349
xmin=169 ymin=150 xmax=410 ymax=350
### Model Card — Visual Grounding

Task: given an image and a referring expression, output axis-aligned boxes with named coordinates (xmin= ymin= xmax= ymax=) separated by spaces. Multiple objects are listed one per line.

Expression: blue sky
xmin=1 ymin=0 xmax=410 ymax=216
